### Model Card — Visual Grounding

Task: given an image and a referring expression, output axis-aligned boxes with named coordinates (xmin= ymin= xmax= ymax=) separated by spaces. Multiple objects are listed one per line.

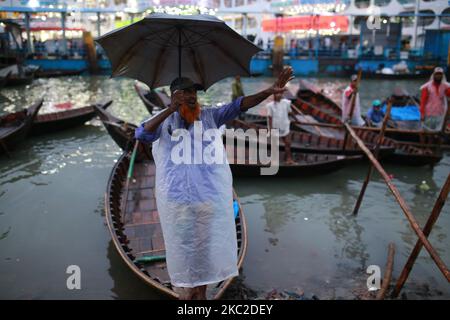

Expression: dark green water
xmin=0 ymin=76 xmax=449 ymax=299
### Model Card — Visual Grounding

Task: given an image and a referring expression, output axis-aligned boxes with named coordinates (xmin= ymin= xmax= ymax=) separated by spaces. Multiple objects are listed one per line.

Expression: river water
xmin=0 ymin=76 xmax=449 ymax=299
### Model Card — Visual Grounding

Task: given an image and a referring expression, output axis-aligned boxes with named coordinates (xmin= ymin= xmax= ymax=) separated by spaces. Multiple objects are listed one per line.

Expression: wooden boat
xmin=0 ymin=71 xmax=12 ymax=88
xmin=360 ymin=71 xmax=429 ymax=80
xmin=93 ymin=104 xmax=137 ymax=151
xmin=105 ymin=148 xmax=247 ymax=299
xmin=134 ymin=82 xmax=170 ymax=114
xmin=35 ymin=69 xmax=87 ymax=78
xmin=290 ymin=111 xmax=442 ymax=166
xmin=0 ymin=99 xmax=43 ymax=155
xmin=224 ymin=131 xmax=362 ymax=177
xmin=31 ymin=100 xmax=113 ymax=135
xmin=291 ymin=98 xmax=446 ymax=147
xmin=227 ymin=144 xmax=361 ymax=177
xmin=367 ymin=89 xmax=422 ymax=131
xmin=296 ymin=80 xmax=342 ymax=119
xmin=3 ymin=74 xmax=33 ymax=87
xmin=0 ymin=64 xmax=36 ymax=87
xmin=228 ymin=119 xmax=395 ymax=157
xmin=293 ymin=96 xmax=342 ymax=125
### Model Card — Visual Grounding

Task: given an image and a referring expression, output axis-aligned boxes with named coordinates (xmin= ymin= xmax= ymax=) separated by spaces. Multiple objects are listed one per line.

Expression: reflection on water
xmin=328 ymin=184 xmax=369 ymax=270
xmin=106 ymin=241 xmax=163 ymax=300
xmin=0 ymin=76 xmax=449 ymax=299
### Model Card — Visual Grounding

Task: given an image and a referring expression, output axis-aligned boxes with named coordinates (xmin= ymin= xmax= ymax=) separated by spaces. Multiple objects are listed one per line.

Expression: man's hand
xmin=143 ymin=90 xmax=183 ymax=133
xmin=240 ymin=66 xmax=294 ymax=112
xmin=169 ymin=90 xmax=184 ymax=112
xmin=267 ymin=66 xmax=295 ymax=95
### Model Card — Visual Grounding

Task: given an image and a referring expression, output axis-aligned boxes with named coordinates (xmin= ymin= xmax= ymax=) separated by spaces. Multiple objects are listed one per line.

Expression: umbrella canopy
xmin=96 ymin=14 xmax=262 ymax=90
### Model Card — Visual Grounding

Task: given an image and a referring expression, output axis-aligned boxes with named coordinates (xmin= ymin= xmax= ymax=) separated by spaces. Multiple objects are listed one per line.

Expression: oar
xmin=353 ymin=100 xmax=392 ymax=216
xmin=291 ymin=103 xmax=325 ymax=136
xmin=440 ymin=98 xmax=450 ymax=136
xmin=121 ymin=140 xmax=139 ymax=225
xmin=343 ymin=69 xmax=362 ymax=150
xmin=438 ymin=98 xmax=450 ymax=152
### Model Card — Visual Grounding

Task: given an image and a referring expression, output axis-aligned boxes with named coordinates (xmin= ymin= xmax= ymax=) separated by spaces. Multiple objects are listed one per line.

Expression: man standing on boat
xmin=135 ymin=67 xmax=294 ymax=300
xmin=266 ymin=92 xmax=296 ymax=165
xmin=341 ymin=74 xmax=366 ymax=126
xmin=419 ymin=67 xmax=450 ymax=131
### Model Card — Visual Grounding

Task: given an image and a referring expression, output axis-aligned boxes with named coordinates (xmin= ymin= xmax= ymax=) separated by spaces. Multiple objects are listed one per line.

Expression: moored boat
xmin=228 ymin=119 xmax=395 ymax=158
xmin=134 ymin=82 xmax=170 ymax=114
xmin=289 ymin=111 xmax=442 ymax=166
xmin=93 ymin=104 xmax=138 ymax=151
xmin=31 ymin=100 xmax=113 ymax=135
xmin=224 ymin=133 xmax=362 ymax=177
xmin=105 ymin=148 xmax=247 ymax=299
xmin=296 ymin=80 xmax=342 ymax=119
xmin=291 ymin=97 xmax=447 ymax=147
xmin=0 ymin=99 xmax=43 ymax=155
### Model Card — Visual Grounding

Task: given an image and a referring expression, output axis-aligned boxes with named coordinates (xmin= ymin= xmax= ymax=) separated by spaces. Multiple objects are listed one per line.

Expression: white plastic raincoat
xmin=135 ymin=97 xmax=243 ymax=287
xmin=342 ymin=86 xmax=365 ymax=126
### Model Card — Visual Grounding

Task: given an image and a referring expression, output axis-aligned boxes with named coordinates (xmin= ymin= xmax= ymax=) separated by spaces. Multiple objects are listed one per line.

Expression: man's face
xmin=235 ymin=75 xmax=241 ymax=82
xmin=175 ymin=87 xmax=197 ymax=109
xmin=351 ymin=79 xmax=357 ymax=88
xmin=434 ymin=72 xmax=443 ymax=83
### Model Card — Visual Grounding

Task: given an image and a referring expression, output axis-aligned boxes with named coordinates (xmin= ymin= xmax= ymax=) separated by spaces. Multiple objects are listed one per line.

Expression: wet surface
xmin=0 ymin=76 xmax=449 ymax=299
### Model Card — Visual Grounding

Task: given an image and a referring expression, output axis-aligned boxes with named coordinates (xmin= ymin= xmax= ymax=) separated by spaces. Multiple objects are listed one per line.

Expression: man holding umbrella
xmin=97 ymin=13 xmax=293 ymax=299
xmin=135 ymin=67 xmax=293 ymax=299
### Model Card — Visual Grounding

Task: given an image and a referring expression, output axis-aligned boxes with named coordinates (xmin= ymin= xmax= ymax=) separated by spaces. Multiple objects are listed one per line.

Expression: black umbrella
xmin=96 ymin=13 xmax=262 ymax=90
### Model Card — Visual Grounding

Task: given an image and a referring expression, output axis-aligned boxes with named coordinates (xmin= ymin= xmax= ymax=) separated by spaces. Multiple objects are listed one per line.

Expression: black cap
xmin=170 ymin=77 xmax=204 ymax=93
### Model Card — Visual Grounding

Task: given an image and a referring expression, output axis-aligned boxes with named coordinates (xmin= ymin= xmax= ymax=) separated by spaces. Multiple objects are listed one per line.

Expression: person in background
xmin=419 ymin=67 xmax=450 ymax=131
xmin=231 ymin=75 xmax=244 ymax=101
xmin=341 ymin=74 xmax=366 ymax=126
xmin=366 ymin=99 xmax=385 ymax=127
xmin=266 ymin=92 xmax=296 ymax=165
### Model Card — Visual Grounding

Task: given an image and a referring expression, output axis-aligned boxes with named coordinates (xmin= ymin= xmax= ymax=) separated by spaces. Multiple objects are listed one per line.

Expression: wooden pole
xmin=439 ymin=99 xmax=450 ymax=139
xmin=392 ymin=173 xmax=450 ymax=297
xmin=121 ymin=140 xmax=139 ymax=224
xmin=353 ymin=100 xmax=392 ymax=216
xmin=376 ymin=243 xmax=395 ymax=300
xmin=344 ymin=123 xmax=450 ymax=281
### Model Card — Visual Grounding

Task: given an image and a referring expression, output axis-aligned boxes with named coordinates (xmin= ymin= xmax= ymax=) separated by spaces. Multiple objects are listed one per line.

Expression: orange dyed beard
xmin=179 ymin=103 xmax=201 ymax=124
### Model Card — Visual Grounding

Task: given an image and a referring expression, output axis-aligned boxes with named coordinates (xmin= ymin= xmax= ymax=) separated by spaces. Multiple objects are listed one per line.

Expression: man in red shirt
xmin=419 ymin=67 xmax=450 ymax=131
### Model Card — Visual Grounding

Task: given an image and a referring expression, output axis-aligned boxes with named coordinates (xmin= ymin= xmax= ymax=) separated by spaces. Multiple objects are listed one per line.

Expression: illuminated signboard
xmin=262 ymin=15 xmax=348 ymax=32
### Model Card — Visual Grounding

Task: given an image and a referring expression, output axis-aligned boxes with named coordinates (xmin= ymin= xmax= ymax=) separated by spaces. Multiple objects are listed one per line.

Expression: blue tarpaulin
xmin=382 ymin=104 xmax=421 ymax=121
